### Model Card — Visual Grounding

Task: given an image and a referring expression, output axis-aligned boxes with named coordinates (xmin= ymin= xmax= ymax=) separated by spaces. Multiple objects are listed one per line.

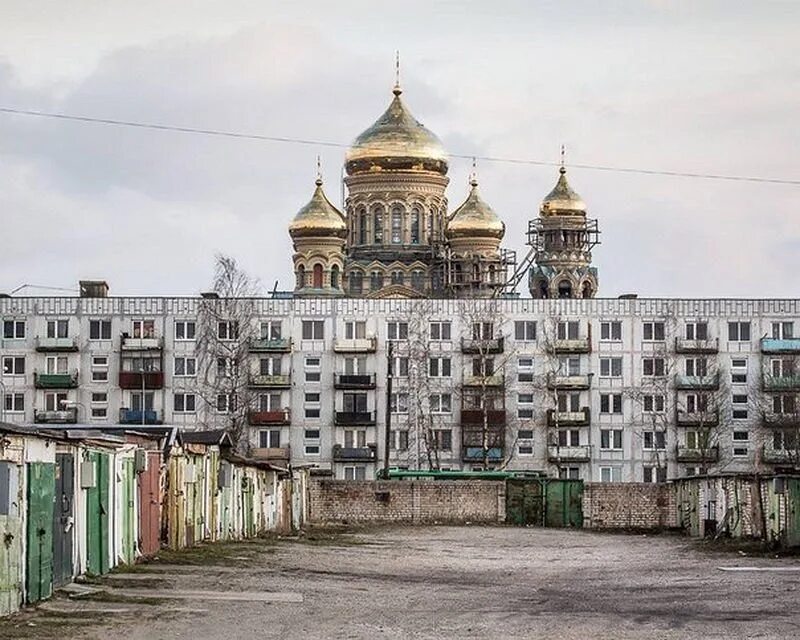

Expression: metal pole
xmin=141 ymin=365 xmax=146 ymax=426
xmin=382 ymin=341 xmax=393 ymax=479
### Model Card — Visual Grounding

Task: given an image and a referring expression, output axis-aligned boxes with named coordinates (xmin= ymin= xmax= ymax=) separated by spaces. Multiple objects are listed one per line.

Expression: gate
xmin=26 ymin=462 xmax=55 ymax=603
xmin=86 ymin=452 xmax=110 ymax=575
xmin=52 ymin=453 xmax=74 ymax=588
xmin=121 ymin=457 xmax=136 ymax=564
xmin=506 ymin=478 xmax=583 ymax=527
xmin=138 ymin=452 xmax=161 ymax=556
xmin=787 ymin=478 xmax=800 ymax=548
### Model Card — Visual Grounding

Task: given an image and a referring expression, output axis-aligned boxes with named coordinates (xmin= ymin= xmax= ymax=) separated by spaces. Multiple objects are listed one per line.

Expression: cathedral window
xmin=349 ymin=271 xmax=363 ymax=295
xmin=312 ymin=264 xmax=324 ymax=289
xmin=428 ymin=207 xmax=436 ymax=241
xmin=410 ymin=208 xmax=420 ymax=244
xmin=331 ymin=265 xmax=340 ymax=289
xmin=370 ymin=270 xmax=384 ymax=292
xmin=391 ymin=207 xmax=403 ymax=244
xmin=358 ymin=208 xmax=368 ymax=244
xmin=391 ymin=270 xmax=404 ymax=285
xmin=373 ymin=206 xmax=384 ymax=244
xmin=411 ymin=270 xmax=425 ymax=291
xmin=296 ymin=265 xmax=306 ymax=289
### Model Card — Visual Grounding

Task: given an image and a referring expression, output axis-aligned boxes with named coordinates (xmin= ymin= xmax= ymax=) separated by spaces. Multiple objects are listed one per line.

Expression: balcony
xmin=460 ymin=336 xmax=504 ymax=354
xmin=676 ymin=445 xmax=719 ymax=463
xmin=249 ymin=337 xmax=292 ymax=353
xmin=118 ymin=371 xmax=164 ymax=390
xmin=762 ymin=446 xmax=798 ymax=465
xmin=461 ymin=424 xmax=504 ymax=463
xmin=676 ymin=410 xmax=719 ymax=427
xmin=763 ymin=413 xmax=800 ymax=429
xmin=762 ymin=375 xmax=800 ymax=392
xmin=761 ymin=338 xmax=800 ymax=355
xmin=546 ymin=373 xmax=592 ymax=390
xmin=552 ymin=338 xmax=591 ymax=354
xmin=251 ymin=447 xmax=291 ymax=464
xmin=460 ymin=409 xmax=506 ymax=426
xmin=35 ymin=337 xmax=79 ymax=352
xmin=119 ymin=409 xmax=162 ymax=425
xmin=121 ymin=335 xmax=163 ymax=351
xmin=248 ymin=410 xmax=291 ymax=426
xmin=34 ymin=408 xmax=77 ymax=424
xmin=464 ymin=374 xmax=504 ymax=387
xmin=674 ymin=372 xmax=720 ymax=390
xmin=548 ymin=445 xmax=591 ymax=463
xmin=335 ymin=411 xmax=376 ymax=426
xmin=334 ymin=373 xmax=376 ymax=389
xmin=546 ymin=408 xmax=591 ymax=427
xmin=462 ymin=447 xmax=504 ymax=463
xmin=248 ymin=374 xmax=292 ymax=389
xmin=333 ymin=337 xmax=377 ymax=353
xmin=675 ymin=337 xmax=719 ymax=354
xmin=333 ymin=444 xmax=377 ymax=463
xmin=34 ymin=371 xmax=78 ymax=389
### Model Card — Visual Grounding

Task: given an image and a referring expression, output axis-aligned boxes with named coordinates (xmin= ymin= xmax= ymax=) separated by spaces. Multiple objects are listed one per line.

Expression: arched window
xmin=391 ymin=206 xmax=403 ymax=244
xmin=391 ymin=270 xmax=404 ymax=285
xmin=370 ymin=270 xmax=384 ymax=291
xmin=330 ymin=265 xmax=340 ymax=289
xmin=411 ymin=270 xmax=425 ymax=291
xmin=312 ymin=264 xmax=323 ymax=289
xmin=358 ymin=208 xmax=368 ymax=245
xmin=557 ymin=280 xmax=573 ymax=299
xmin=296 ymin=265 xmax=306 ymax=290
xmin=428 ymin=207 xmax=436 ymax=241
xmin=373 ymin=206 xmax=384 ymax=244
xmin=538 ymin=281 xmax=549 ymax=299
xmin=472 ymin=263 xmax=481 ymax=283
xmin=488 ymin=264 xmax=496 ymax=284
xmin=349 ymin=271 xmax=363 ymax=296
xmin=410 ymin=208 xmax=420 ymax=244
xmin=581 ymin=281 xmax=593 ymax=298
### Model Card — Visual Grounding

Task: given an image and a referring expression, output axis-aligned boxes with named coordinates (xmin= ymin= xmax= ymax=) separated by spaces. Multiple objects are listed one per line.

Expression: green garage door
xmin=26 ymin=462 xmax=55 ymax=603
xmin=506 ymin=479 xmax=583 ymax=528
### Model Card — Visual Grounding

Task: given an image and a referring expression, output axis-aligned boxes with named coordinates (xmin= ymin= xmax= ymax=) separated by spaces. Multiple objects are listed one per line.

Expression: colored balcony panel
xmin=118 ymin=371 xmax=164 ymax=390
xmin=761 ymin=338 xmax=800 ymax=354
xmin=248 ymin=410 xmax=291 ymax=426
xmin=249 ymin=338 xmax=292 ymax=352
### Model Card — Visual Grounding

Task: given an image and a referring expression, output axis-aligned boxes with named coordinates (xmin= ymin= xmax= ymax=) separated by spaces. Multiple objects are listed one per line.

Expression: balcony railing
xmin=34 ymin=371 xmax=79 ymax=389
xmin=547 ymin=445 xmax=591 ymax=462
xmin=118 ymin=371 xmax=164 ymax=390
xmin=761 ymin=337 xmax=800 ymax=355
xmin=248 ymin=409 xmax=291 ymax=426
xmin=333 ymin=337 xmax=377 ymax=353
xmin=332 ymin=444 xmax=377 ymax=462
xmin=460 ymin=409 xmax=506 ymax=426
xmin=546 ymin=408 xmax=591 ymax=427
xmin=674 ymin=337 xmax=719 ymax=354
xmin=462 ymin=447 xmax=504 ymax=462
xmin=248 ymin=374 xmax=292 ymax=388
xmin=674 ymin=372 xmax=720 ymax=390
xmin=251 ymin=447 xmax=291 ymax=463
xmin=551 ymin=338 xmax=591 ymax=354
xmin=676 ymin=445 xmax=719 ymax=463
xmin=119 ymin=409 xmax=161 ymax=425
xmin=676 ymin=410 xmax=719 ymax=427
xmin=762 ymin=375 xmax=800 ymax=392
xmin=334 ymin=411 xmax=376 ymax=426
xmin=34 ymin=408 xmax=77 ymax=424
xmin=763 ymin=413 xmax=800 ymax=428
xmin=464 ymin=374 xmax=504 ymax=387
xmin=460 ymin=336 xmax=504 ymax=354
xmin=546 ymin=373 xmax=592 ymax=390
xmin=334 ymin=373 xmax=377 ymax=389
xmin=121 ymin=336 xmax=163 ymax=350
xmin=762 ymin=446 xmax=798 ymax=465
xmin=35 ymin=337 xmax=79 ymax=352
xmin=249 ymin=337 xmax=292 ymax=352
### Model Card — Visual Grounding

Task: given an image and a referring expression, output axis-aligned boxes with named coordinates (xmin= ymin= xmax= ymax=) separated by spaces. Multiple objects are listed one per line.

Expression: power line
xmin=1 ymin=106 xmax=798 ymax=186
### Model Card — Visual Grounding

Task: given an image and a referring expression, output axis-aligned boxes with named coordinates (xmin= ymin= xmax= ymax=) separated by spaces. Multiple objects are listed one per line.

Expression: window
xmin=216 ymin=394 xmax=236 ymax=413
xmin=771 ymin=358 xmax=795 ymax=378
xmin=344 ymin=429 xmax=367 ymax=448
xmin=130 ymin=391 xmax=154 ymax=412
xmin=731 ymin=358 xmax=748 ymax=384
xmin=46 ymin=356 xmax=68 ymax=375
xmin=305 ymin=392 xmax=320 ymax=403
xmin=600 ymin=467 xmax=622 ymax=482
xmin=600 ymin=429 xmax=623 ymax=450
xmin=258 ymin=393 xmax=282 ymax=412
xmin=390 ymin=430 xmax=409 ymax=451
xmin=349 ymin=271 xmax=364 ymax=295
xmin=410 ymin=271 xmax=425 ymax=291
xmin=733 ymin=446 xmax=749 ymax=457
xmin=685 ymin=431 xmax=710 ymax=450
xmin=557 ymin=429 xmax=581 ymax=447
xmin=685 ymin=322 xmax=708 ymax=340
xmin=387 ymin=321 xmax=408 ymax=340
xmin=518 ymin=357 xmax=534 ymax=382
xmin=733 ymin=430 xmax=749 ymax=442
xmin=2 ymin=356 xmax=24 ymax=376
xmin=174 ymin=356 xmax=196 ymax=377
xmin=557 ymin=393 xmax=581 ymax=413
xmin=429 ymin=393 xmax=452 ymax=413
xmin=91 ymin=392 xmax=107 ymax=403
xmin=773 ymin=394 xmax=796 ymax=414
xmin=642 ymin=357 xmax=666 ymax=377
xmin=429 ymin=357 xmax=451 ymax=378
xmin=90 ymin=407 xmax=107 ymax=419
xmin=175 ymin=320 xmax=196 ymax=340
xmin=3 ymin=320 xmax=25 ymax=339
xmin=472 ymin=322 xmax=494 ymax=340
xmin=217 ymin=321 xmax=238 ymax=341
xmin=344 ymin=466 xmax=367 ymax=481
xmin=472 ymin=357 xmax=495 ymax=377
xmin=410 ymin=208 xmax=420 ymax=244
xmin=344 ymin=321 xmax=366 ymax=340
xmin=305 ymin=406 xmax=321 ymax=418
xmin=685 ymin=357 xmax=708 ymax=377
xmin=259 ymin=429 xmax=281 ymax=449
xmin=304 ymin=429 xmax=320 ymax=440
xmin=728 ymin=321 xmax=751 ymax=342
xmin=44 ymin=392 xmax=68 ymax=412
xmin=391 ymin=207 xmax=403 ymax=244
xmin=642 ymin=321 xmax=665 ymax=341
xmin=132 ymin=319 xmax=155 ymax=339
xmin=370 ymin=270 xmax=384 ymax=292
xmin=216 ymin=357 xmax=238 ymax=379
xmin=174 ymin=393 xmax=196 ymax=413
xmin=89 ymin=319 xmax=112 ymax=340
xmin=558 ymin=356 xmax=580 ymax=376
xmin=643 ymin=394 xmax=665 ymax=413
xmin=91 ymin=356 xmax=108 ymax=382
xmin=559 ymin=467 xmax=581 ymax=480
xmin=305 ymin=356 xmax=321 ymax=383
xmin=773 ymin=430 xmax=798 ymax=452
xmin=4 ymin=393 xmax=24 ymax=412
xmin=771 ymin=321 xmax=794 ymax=340
xmin=390 ymin=392 xmax=409 ymax=414
xmin=261 ymin=356 xmax=283 ymax=376
xmin=432 ymin=429 xmax=452 ymax=452
xmin=732 ymin=394 xmax=748 ymax=420
xmin=600 ymin=393 xmax=623 ymax=414
xmin=517 ymin=393 xmax=534 ymax=419
xmin=302 ymin=320 xmax=324 ymax=340
xmin=429 ymin=321 xmax=452 ymax=341
xmin=305 ymin=445 xmax=321 ymax=455
xmin=600 ymin=321 xmax=622 ymax=341
xmin=260 ymin=321 xmax=282 ymax=340
xmin=46 ymin=319 xmax=69 ymax=339
xmin=643 ymin=466 xmax=667 ymax=483
xmin=514 ymin=321 xmax=537 ymax=341
xmin=392 ymin=356 xmax=409 ymax=378
xmin=390 ymin=270 xmax=404 ymax=286
xmin=342 ymin=392 xmax=368 ymax=414
xmin=643 ymin=431 xmax=666 ymax=450
xmin=600 ymin=357 xmax=622 ymax=377
xmin=557 ymin=321 xmax=579 ymax=340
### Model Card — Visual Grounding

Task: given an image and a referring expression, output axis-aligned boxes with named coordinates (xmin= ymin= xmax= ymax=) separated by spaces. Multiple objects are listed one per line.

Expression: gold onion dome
xmin=540 ymin=166 xmax=587 ymax=215
xmin=345 ymin=85 xmax=448 ymax=175
xmin=288 ymin=177 xmax=346 ymax=239
xmin=446 ymin=176 xmax=505 ymax=240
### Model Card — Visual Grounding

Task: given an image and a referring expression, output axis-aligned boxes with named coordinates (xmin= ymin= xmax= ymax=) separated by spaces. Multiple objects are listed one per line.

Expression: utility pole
xmin=382 ymin=341 xmax=394 ymax=479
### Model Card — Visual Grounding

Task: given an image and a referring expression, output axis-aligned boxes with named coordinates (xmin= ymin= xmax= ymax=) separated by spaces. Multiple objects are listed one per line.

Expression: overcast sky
xmin=0 ymin=1 xmax=798 ymax=298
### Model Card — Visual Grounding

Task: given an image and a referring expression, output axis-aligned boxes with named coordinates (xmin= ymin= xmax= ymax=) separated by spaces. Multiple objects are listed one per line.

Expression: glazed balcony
xmin=675 ymin=337 xmax=719 ymax=354
xmin=464 ymin=373 xmax=504 ymax=387
xmin=334 ymin=373 xmax=376 ymax=389
xmin=251 ymin=447 xmax=291 ymax=464
xmin=34 ymin=408 xmax=78 ymax=424
xmin=248 ymin=409 xmax=291 ymax=426
xmin=333 ymin=337 xmax=377 ymax=353
xmin=676 ymin=445 xmax=719 ymax=463
xmin=248 ymin=374 xmax=292 ymax=389
xmin=674 ymin=372 xmax=720 ymax=391
xmin=249 ymin=337 xmax=292 ymax=353
xmin=762 ymin=375 xmax=800 ymax=392
xmin=547 ymin=445 xmax=591 ymax=463
xmin=461 ymin=446 xmax=504 ymax=463
xmin=460 ymin=336 xmax=504 ymax=355
xmin=676 ymin=410 xmax=719 ymax=427
xmin=761 ymin=338 xmax=800 ymax=355
xmin=119 ymin=409 xmax=162 ymax=425
xmin=461 ymin=424 xmax=504 ymax=463
xmin=546 ymin=408 xmax=591 ymax=427
xmin=762 ymin=446 xmax=798 ymax=465
xmin=546 ymin=373 xmax=592 ymax=390
xmin=118 ymin=371 xmax=164 ymax=390
xmin=121 ymin=335 xmax=163 ymax=351
xmin=332 ymin=444 xmax=377 ymax=463
xmin=35 ymin=337 xmax=79 ymax=352
xmin=334 ymin=411 xmax=376 ymax=426
xmin=460 ymin=409 xmax=506 ymax=426
xmin=763 ymin=413 xmax=800 ymax=429
xmin=551 ymin=337 xmax=591 ymax=354
xmin=34 ymin=371 xmax=78 ymax=389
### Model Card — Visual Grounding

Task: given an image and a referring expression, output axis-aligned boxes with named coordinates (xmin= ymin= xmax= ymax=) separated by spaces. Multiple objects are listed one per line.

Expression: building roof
xmin=288 ymin=177 xmax=346 ymax=239
xmin=447 ymin=177 xmax=505 ymax=240
xmin=540 ymin=166 xmax=587 ymax=215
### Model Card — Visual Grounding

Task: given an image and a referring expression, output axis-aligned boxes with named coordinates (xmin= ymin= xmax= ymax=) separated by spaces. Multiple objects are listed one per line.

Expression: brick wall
xmin=307 ymin=479 xmax=506 ymax=525
xmin=583 ymin=482 xmax=677 ymax=530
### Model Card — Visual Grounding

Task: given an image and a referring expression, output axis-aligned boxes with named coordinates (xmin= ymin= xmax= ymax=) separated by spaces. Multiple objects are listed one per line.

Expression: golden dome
xmin=540 ymin=166 xmax=586 ymax=215
xmin=345 ymin=86 xmax=448 ymax=175
xmin=288 ymin=177 xmax=346 ymax=239
xmin=446 ymin=177 xmax=505 ymax=240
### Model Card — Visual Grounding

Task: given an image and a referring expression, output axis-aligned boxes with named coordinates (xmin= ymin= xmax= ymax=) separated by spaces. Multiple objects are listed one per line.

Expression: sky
xmin=0 ymin=0 xmax=798 ymax=298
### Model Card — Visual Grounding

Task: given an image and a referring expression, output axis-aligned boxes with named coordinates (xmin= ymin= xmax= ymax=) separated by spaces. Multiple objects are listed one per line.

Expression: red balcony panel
xmin=460 ymin=409 xmax=506 ymax=426
xmin=118 ymin=371 xmax=164 ymax=390
xmin=249 ymin=410 xmax=291 ymax=426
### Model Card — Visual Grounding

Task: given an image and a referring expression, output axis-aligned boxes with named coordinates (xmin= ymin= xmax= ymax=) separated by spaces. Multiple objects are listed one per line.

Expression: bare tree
xmin=755 ymin=351 xmax=800 ymax=471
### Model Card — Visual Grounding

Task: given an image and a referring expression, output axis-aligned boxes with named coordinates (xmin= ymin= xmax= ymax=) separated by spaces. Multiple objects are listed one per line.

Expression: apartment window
xmin=557 ymin=321 xmax=579 ymax=340
xmin=771 ymin=321 xmax=794 ymax=340
xmin=685 ymin=322 xmax=708 ymax=340
xmin=175 ymin=320 xmax=196 ymax=340
xmin=643 ymin=431 xmax=666 ymax=450
xmin=387 ymin=321 xmax=408 ymax=340
xmin=732 ymin=394 xmax=748 ymax=420
xmin=600 ymin=357 xmax=622 ymax=378
xmin=304 ymin=390 xmax=321 ymax=418
xmin=559 ymin=467 xmax=581 ymax=480
xmin=261 ymin=356 xmax=283 ymax=376
xmin=4 ymin=393 xmax=24 ymax=412
xmin=514 ymin=321 xmax=537 ymax=341
xmin=429 ymin=357 xmax=451 ymax=378
xmin=304 ymin=429 xmax=320 ymax=440
xmin=130 ymin=391 xmax=154 ymax=412
xmin=773 ymin=394 xmax=796 ymax=414
xmin=216 ymin=357 xmax=238 ymax=379
xmin=257 ymin=393 xmax=282 ymax=412
xmin=344 ymin=321 xmax=366 ymax=339
xmin=733 ymin=446 xmax=749 ymax=457
xmin=305 ymin=393 xmax=320 ymax=403
xmin=90 ymin=406 xmax=107 ymax=419
xmin=174 ymin=393 xmax=196 ymax=413
xmin=773 ymin=430 xmax=797 ymax=452
xmin=429 ymin=393 xmax=452 ymax=413
xmin=344 ymin=466 xmax=367 ymax=481
xmin=216 ymin=393 xmax=236 ymax=413
xmin=472 ymin=357 xmax=495 ymax=377
xmin=472 ymin=322 xmax=494 ymax=340
xmin=600 ymin=321 xmax=622 ymax=341
xmin=91 ymin=392 xmax=107 ymax=403
xmin=91 ymin=356 xmax=108 ymax=382
xmin=390 ymin=430 xmax=409 ymax=451
xmin=643 ymin=466 xmax=667 ymax=483
xmin=432 ymin=430 xmax=452 ymax=452
xmin=89 ymin=392 xmax=108 ymax=419
xmin=731 ymin=358 xmax=748 ymax=384
xmin=642 ymin=321 xmax=665 ymax=341
xmin=3 ymin=320 xmax=25 ymax=339
xmin=301 ymin=320 xmax=324 ymax=340
xmin=304 ymin=406 xmax=321 ymax=419
xmin=132 ymin=319 xmax=155 ymax=339
xmin=518 ymin=443 xmax=534 ymax=456
xmin=557 ymin=429 xmax=581 ymax=447
xmin=685 ymin=357 xmax=708 ymax=377
xmin=89 ymin=319 xmax=112 ymax=340
xmin=685 ymin=393 xmax=710 ymax=414
xmin=46 ymin=319 xmax=69 ymax=339
xmin=600 ymin=429 xmax=623 ymax=450
xmin=733 ymin=430 xmax=749 ymax=442
xmin=728 ymin=321 xmax=751 ymax=342
xmin=216 ymin=321 xmax=239 ymax=341
xmin=643 ymin=394 xmax=665 ymax=413
xmin=685 ymin=431 xmax=710 ymax=450
xmin=2 ymin=356 xmax=25 ymax=376
xmin=344 ymin=429 xmax=367 ymax=448
xmin=600 ymin=393 xmax=622 ymax=414
xmin=305 ymin=356 xmax=321 ymax=383
xmin=390 ymin=392 xmax=409 ymax=414
xmin=260 ymin=321 xmax=282 ymax=340
xmin=174 ymin=356 xmax=196 ymax=377
xmin=430 ymin=321 xmax=452 ymax=341
xmin=342 ymin=356 xmax=365 ymax=376
xmin=44 ymin=392 xmax=68 ymax=412
xmin=259 ymin=430 xmax=281 ymax=449
xmin=557 ymin=393 xmax=581 ymax=413
xmin=518 ymin=357 xmax=534 ymax=382
xmin=518 ymin=393 xmax=534 ymax=419
xmin=771 ymin=358 xmax=795 ymax=378
xmin=46 ymin=356 xmax=68 ymax=375
xmin=558 ymin=356 xmax=580 ymax=376
xmin=600 ymin=467 xmax=622 ymax=482
xmin=392 ymin=356 xmax=409 ymax=378
xmin=342 ymin=392 xmax=368 ymax=414
xmin=642 ymin=357 xmax=666 ymax=377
